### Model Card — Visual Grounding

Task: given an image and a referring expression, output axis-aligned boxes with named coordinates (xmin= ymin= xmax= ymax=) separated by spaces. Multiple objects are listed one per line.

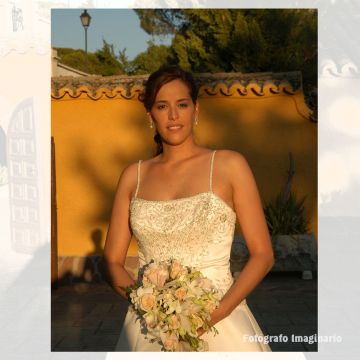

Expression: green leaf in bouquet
xmin=119 ymin=283 xmax=139 ymax=296
xmin=183 ymin=333 xmax=200 ymax=351
xmin=178 ymin=327 xmax=186 ymax=337
xmin=202 ymin=321 xmax=210 ymax=331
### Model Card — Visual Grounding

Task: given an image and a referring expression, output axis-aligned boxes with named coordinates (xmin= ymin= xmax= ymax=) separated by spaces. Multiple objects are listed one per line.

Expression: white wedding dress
xmin=115 ymin=151 xmax=271 ymax=351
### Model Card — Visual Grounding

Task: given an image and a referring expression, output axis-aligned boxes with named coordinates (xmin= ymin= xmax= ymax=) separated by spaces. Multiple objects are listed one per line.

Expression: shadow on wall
xmin=53 ymin=228 xmax=138 ymax=287
xmin=55 ymin=229 xmax=105 ymax=286
xmin=69 ymin=108 xmax=151 ymax=223
xmin=52 ymin=107 xmax=150 ymax=260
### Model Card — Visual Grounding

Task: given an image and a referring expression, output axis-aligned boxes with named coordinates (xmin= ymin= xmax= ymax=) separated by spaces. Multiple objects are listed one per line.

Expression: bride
xmin=103 ymin=65 xmax=274 ymax=351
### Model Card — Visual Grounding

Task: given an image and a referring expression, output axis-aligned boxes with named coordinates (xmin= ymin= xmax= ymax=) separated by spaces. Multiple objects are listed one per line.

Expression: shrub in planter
xmin=263 ymin=190 xmax=316 ymax=273
xmin=230 ymin=152 xmax=317 ymax=275
xmin=264 ymin=190 xmax=309 ymax=236
xmin=231 ymin=188 xmax=316 ymax=274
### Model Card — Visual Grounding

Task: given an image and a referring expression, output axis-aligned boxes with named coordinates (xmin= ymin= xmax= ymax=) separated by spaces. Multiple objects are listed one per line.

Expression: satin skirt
xmin=115 ymin=298 xmax=272 ymax=352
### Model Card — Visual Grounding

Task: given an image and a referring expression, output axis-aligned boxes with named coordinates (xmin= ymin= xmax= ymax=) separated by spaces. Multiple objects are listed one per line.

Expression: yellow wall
xmin=51 ymin=76 xmax=317 ymax=256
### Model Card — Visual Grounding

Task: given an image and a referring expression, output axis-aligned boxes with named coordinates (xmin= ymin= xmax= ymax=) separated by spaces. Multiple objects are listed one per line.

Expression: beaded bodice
xmin=129 ymin=151 xmax=237 ymax=294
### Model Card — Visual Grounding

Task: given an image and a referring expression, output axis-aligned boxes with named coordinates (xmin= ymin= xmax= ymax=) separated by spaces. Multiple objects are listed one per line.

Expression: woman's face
xmin=149 ymin=79 xmax=198 ymax=147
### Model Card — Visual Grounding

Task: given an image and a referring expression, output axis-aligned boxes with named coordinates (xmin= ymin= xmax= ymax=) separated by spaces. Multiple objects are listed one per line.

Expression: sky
xmin=51 ymin=9 xmax=173 ymax=60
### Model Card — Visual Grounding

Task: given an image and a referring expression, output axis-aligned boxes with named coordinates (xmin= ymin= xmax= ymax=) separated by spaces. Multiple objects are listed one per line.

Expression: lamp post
xmin=80 ymin=9 xmax=91 ymax=54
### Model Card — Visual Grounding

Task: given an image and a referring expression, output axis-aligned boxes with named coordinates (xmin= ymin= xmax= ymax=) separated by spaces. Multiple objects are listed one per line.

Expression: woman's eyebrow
xmin=155 ymin=98 xmax=190 ymax=103
xmin=177 ymin=98 xmax=191 ymax=102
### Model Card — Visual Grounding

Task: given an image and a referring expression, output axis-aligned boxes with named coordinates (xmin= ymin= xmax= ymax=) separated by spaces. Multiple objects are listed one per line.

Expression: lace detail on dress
xmin=131 ymin=192 xmax=235 ymax=260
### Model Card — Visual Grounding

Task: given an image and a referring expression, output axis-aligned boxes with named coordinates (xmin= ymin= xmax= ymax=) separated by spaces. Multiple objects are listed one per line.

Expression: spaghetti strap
xmin=209 ymin=150 xmax=216 ymax=192
xmin=134 ymin=160 xmax=142 ymax=198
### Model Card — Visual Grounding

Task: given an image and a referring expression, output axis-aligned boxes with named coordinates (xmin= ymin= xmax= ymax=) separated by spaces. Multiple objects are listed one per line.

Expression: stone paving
xmin=51 ymin=272 xmax=317 ymax=352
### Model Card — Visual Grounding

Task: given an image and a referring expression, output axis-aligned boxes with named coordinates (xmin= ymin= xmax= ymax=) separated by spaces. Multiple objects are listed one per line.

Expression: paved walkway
xmin=52 ymin=272 xmax=317 ymax=352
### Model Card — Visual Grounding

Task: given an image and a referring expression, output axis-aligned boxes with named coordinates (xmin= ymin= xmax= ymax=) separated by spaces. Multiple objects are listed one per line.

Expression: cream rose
xmin=140 ymin=293 xmax=156 ymax=312
xmin=174 ymin=287 xmax=187 ymax=301
xmin=170 ymin=260 xmax=183 ymax=279
xmin=167 ymin=314 xmax=180 ymax=330
xmin=157 ymin=267 xmax=170 ymax=287
xmin=144 ymin=264 xmax=169 ymax=287
xmin=161 ymin=331 xmax=179 ymax=351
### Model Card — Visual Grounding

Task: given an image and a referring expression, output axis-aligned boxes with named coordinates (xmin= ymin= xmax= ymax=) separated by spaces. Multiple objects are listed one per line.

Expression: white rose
xmin=198 ymin=278 xmax=213 ymax=291
xmin=144 ymin=311 xmax=157 ymax=328
xmin=136 ymin=286 xmax=153 ymax=297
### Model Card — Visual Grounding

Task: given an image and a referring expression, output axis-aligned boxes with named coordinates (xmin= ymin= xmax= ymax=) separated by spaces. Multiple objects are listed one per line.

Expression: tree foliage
xmin=94 ymin=39 xmax=124 ymax=76
xmin=135 ymin=9 xmax=317 ymax=89
xmin=130 ymin=41 xmax=172 ymax=75
xmin=56 ymin=39 xmax=125 ymax=76
xmin=134 ymin=9 xmax=185 ymax=36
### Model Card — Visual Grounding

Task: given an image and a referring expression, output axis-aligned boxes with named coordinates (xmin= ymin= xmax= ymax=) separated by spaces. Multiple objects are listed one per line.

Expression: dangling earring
xmin=194 ymin=113 xmax=199 ymax=126
xmin=147 ymin=113 xmax=153 ymax=128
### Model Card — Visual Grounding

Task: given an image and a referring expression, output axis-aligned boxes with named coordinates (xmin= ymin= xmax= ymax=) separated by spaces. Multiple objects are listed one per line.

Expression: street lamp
xmin=80 ymin=9 xmax=91 ymax=54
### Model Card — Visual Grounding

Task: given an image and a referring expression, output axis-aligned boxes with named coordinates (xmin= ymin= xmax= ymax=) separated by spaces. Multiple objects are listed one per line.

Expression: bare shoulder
xmin=116 ymin=161 xmax=139 ymax=196
xmin=214 ymin=149 xmax=253 ymax=187
xmin=120 ymin=161 xmax=138 ymax=181
xmin=215 ymin=149 xmax=249 ymax=169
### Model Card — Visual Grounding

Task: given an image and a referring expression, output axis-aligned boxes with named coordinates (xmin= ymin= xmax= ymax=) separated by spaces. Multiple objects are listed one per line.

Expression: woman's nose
xmin=168 ymin=106 xmax=179 ymax=120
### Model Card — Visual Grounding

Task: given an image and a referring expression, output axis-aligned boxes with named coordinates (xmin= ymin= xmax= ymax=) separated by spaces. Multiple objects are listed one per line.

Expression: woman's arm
xmin=200 ymin=151 xmax=274 ymax=333
xmin=103 ymin=163 xmax=138 ymax=301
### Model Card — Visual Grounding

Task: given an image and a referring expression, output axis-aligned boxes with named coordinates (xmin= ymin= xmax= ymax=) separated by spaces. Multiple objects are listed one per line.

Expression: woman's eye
xmin=157 ymin=104 xmax=167 ymax=110
xmin=178 ymin=103 xmax=188 ymax=108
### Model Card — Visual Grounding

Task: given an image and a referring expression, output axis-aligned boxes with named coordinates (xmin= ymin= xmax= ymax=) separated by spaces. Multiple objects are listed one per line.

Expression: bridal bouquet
xmin=126 ymin=259 xmax=221 ymax=351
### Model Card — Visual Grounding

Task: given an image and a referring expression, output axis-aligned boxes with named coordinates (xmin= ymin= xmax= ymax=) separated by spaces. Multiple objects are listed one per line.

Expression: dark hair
xmin=141 ymin=65 xmax=198 ymax=155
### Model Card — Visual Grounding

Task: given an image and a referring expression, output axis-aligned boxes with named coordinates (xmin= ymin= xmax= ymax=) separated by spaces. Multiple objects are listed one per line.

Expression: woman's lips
xmin=167 ymin=124 xmax=183 ymax=131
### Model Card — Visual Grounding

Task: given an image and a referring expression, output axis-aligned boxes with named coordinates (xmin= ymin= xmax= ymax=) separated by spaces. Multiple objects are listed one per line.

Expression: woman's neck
xmin=159 ymin=136 xmax=203 ymax=164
